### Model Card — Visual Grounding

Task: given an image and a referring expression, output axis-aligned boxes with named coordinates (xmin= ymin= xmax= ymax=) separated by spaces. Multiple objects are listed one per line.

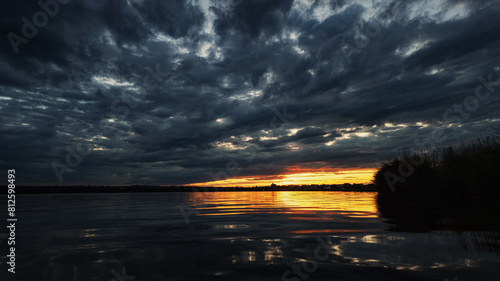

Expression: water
xmin=1 ymin=191 xmax=499 ymax=280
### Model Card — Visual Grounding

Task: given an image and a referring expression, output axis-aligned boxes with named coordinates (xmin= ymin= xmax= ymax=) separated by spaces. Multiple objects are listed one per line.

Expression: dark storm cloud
xmin=1 ymin=0 xmax=500 ymax=185
xmin=213 ymin=0 xmax=294 ymax=40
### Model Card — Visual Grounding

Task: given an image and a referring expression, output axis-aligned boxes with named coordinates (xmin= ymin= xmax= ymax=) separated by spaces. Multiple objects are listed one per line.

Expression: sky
xmin=1 ymin=0 xmax=500 ymax=186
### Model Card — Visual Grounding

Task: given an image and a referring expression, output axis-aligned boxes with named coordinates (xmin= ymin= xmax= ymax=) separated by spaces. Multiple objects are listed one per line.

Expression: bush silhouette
xmin=373 ymin=137 xmax=500 ymax=232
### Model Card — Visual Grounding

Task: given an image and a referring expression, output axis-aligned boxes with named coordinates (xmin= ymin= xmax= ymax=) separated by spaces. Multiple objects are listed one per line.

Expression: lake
xmin=1 ymin=191 xmax=499 ymax=280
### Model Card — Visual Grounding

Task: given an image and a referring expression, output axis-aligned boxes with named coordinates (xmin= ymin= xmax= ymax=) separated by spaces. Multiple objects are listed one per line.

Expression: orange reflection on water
xmin=188 ymin=191 xmax=378 ymax=218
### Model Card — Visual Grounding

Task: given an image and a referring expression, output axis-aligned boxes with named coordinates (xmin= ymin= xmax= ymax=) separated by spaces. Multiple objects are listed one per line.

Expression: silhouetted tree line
xmin=373 ymin=137 xmax=500 ymax=232
xmin=0 ymin=183 xmax=376 ymax=194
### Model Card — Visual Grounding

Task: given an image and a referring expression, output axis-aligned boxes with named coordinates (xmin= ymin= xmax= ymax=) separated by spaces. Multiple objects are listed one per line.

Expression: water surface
xmin=1 ymin=191 xmax=499 ymax=280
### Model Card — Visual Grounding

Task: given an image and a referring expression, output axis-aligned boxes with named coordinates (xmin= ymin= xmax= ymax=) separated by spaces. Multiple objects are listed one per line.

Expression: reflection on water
xmin=190 ymin=191 xmax=379 ymax=224
xmin=1 ymin=192 xmax=499 ymax=281
xmin=189 ymin=191 xmax=378 ymax=215
xmin=187 ymin=192 xmax=382 ymax=236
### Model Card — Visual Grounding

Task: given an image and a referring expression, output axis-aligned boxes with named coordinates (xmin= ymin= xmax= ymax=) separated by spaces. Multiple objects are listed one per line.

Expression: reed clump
xmin=374 ymin=137 xmax=500 ymax=232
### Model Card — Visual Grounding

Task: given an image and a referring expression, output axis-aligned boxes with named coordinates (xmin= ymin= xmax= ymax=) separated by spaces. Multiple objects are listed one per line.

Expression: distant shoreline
xmin=1 ymin=184 xmax=376 ymax=194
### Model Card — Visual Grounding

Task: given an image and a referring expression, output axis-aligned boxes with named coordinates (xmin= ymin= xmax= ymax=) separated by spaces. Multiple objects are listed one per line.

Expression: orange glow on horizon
xmin=187 ymin=167 xmax=377 ymax=187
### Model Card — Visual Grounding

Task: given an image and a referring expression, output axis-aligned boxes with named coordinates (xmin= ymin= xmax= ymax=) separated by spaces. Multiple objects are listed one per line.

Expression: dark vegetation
xmin=374 ymin=137 xmax=500 ymax=232
xmin=1 ymin=183 xmax=376 ymax=194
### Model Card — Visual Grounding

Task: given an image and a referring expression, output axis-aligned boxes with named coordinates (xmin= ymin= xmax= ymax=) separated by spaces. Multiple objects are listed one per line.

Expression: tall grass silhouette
xmin=373 ymin=137 xmax=500 ymax=232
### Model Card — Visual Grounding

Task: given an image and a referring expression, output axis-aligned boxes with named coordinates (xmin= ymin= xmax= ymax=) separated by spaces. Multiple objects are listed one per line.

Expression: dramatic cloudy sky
xmin=1 ymin=0 xmax=500 ymax=186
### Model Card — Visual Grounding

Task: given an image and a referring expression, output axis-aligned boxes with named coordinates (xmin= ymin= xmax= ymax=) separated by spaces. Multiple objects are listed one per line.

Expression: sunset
xmin=1 ymin=0 xmax=500 ymax=280
xmin=188 ymin=167 xmax=377 ymax=187
xmin=2 ymin=0 xmax=499 ymax=187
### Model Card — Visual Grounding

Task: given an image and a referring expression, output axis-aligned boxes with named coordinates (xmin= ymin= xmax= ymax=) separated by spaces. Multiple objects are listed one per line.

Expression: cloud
xmin=1 ymin=0 xmax=500 ymax=185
